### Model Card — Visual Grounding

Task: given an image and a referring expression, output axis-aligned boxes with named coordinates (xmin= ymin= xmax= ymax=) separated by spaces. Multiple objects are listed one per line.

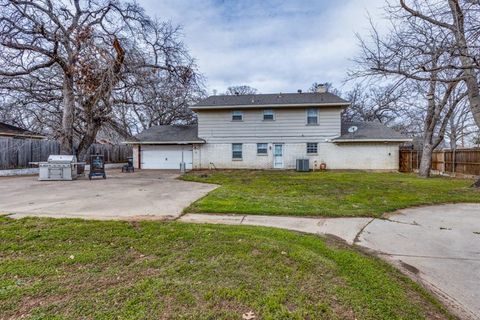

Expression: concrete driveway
xmin=181 ymin=203 xmax=480 ymax=319
xmin=357 ymin=204 xmax=480 ymax=320
xmin=0 ymin=170 xmax=217 ymax=220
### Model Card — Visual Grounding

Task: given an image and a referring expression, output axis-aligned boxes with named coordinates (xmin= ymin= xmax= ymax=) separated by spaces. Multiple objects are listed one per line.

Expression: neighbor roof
xmin=191 ymin=92 xmax=350 ymax=110
xmin=0 ymin=122 xmax=45 ymax=139
xmin=333 ymin=121 xmax=411 ymax=143
xmin=125 ymin=125 xmax=204 ymax=144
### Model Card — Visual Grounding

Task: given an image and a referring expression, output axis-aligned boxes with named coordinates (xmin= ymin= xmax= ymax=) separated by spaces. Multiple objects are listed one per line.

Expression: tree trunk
xmin=77 ymin=121 xmax=100 ymax=162
xmin=60 ymin=74 xmax=75 ymax=155
xmin=447 ymin=0 xmax=480 ymax=128
xmin=449 ymin=117 xmax=457 ymax=149
xmin=460 ymin=67 xmax=480 ymax=128
xmin=447 ymin=0 xmax=480 ymax=188
xmin=418 ymin=142 xmax=434 ymax=178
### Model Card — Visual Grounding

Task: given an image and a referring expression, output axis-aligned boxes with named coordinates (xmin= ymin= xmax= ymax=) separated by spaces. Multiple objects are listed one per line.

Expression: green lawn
xmin=182 ymin=170 xmax=480 ymax=217
xmin=0 ymin=217 xmax=451 ymax=319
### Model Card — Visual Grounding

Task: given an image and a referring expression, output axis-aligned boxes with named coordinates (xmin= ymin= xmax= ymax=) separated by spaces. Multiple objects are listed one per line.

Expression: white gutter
xmin=0 ymin=132 xmax=46 ymax=139
xmin=190 ymin=102 xmax=350 ymax=110
xmin=123 ymin=140 xmax=205 ymax=145
xmin=333 ymin=138 xmax=413 ymax=143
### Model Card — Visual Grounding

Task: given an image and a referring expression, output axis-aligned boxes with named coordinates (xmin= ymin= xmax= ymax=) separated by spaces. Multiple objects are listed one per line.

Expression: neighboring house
xmin=126 ymin=87 xmax=411 ymax=170
xmin=0 ymin=122 xmax=45 ymax=139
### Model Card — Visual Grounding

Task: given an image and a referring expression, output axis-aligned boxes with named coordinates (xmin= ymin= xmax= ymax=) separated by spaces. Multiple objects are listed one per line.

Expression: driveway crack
xmin=353 ymin=218 xmax=375 ymax=244
xmin=240 ymin=215 xmax=247 ymax=224
xmin=382 ymin=218 xmax=419 ymax=226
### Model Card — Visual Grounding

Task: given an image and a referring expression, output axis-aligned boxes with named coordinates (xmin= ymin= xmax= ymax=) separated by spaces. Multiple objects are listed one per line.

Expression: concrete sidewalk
xmin=180 ymin=213 xmax=373 ymax=244
xmin=180 ymin=204 xmax=480 ymax=320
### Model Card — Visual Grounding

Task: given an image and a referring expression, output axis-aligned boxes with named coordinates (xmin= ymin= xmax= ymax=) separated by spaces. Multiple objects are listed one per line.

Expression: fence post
xmin=410 ymin=150 xmax=413 ymax=172
xmin=442 ymin=150 xmax=445 ymax=173
xmin=452 ymin=148 xmax=456 ymax=176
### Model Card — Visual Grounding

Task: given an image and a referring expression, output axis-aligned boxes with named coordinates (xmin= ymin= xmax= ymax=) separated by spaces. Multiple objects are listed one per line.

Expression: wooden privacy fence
xmin=86 ymin=144 xmax=132 ymax=164
xmin=0 ymin=138 xmax=60 ymax=170
xmin=0 ymin=137 xmax=132 ymax=170
xmin=399 ymin=150 xmax=420 ymax=173
xmin=400 ymin=148 xmax=480 ymax=176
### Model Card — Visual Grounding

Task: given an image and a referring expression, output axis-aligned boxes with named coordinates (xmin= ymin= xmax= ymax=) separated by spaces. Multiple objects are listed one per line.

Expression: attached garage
xmin=125 ymin=125 xmax=204 ymax=170
xmin=141 ymin=145 xmax=193 ymax=170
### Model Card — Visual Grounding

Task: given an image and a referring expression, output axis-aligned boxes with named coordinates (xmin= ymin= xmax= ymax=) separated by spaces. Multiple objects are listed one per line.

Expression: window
xmin=263 ymin=109 xmax=275 ymax=121
xmin=232 ymin=143 xmax=243 ymax=159
xmin=307 ymin=108 xmax=318 ymax=125
xmin=306 ymin=143 xmax=318 ymax=154
xmin=257 ymin=143 xmax=268 ymax=155
xmin=232 ymin=110 xmax=243 ymax=121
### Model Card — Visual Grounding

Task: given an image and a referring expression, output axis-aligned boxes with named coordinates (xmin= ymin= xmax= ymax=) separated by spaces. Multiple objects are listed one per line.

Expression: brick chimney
xmin=316 ymin=84 xmax=327 ymax=93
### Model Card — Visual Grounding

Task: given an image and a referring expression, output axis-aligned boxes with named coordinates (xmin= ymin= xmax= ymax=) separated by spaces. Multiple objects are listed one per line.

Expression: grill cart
xmin=89 ymin=154 xmax=106 ymax=180
xmin=31 ymin=155 xmax=84 ymax=181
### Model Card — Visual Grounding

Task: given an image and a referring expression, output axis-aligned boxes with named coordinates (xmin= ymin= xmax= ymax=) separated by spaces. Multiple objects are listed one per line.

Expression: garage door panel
xmin=141 ymin=145 xmax=192 ymax=169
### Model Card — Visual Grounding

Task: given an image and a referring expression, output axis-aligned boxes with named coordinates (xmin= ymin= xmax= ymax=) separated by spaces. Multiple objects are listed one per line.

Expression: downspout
xmin=138 ymin=145 xmax=141 ymax=169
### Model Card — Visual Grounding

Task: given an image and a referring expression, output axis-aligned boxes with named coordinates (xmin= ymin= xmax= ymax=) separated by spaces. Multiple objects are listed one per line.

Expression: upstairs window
xmin=307 ymin=108 xmax=318 ymax=125
xmin=232 ymin=110 xmax=243 ymax=121
xmin=263 ymin=109 xmax=275 ymax=121
xmin=232 ymin=143 xmax=243 ymax=159
xmin=257 ymin=143 xmax=268 ymax=155
xmin=306 ymin=143 xmax=318 ymax=154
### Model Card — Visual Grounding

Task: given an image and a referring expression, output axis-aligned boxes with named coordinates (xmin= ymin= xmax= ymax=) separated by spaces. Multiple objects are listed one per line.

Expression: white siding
xmin=193 ymin=142 xmax=400 ymax=171
xmin=132 ymin=145 xmax=139 ymax=169
xmin=197 ymin=107 xmax=342 ymax=143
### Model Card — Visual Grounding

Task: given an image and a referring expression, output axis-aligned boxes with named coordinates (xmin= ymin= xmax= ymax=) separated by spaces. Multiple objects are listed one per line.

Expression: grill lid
xmin=47 ymin=155 xmax=77 ymax=163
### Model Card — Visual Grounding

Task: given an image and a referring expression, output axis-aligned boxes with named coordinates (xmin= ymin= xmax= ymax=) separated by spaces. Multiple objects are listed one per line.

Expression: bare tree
xmin=113 ymin=71 xmax=206 ymax=135
xmin=342 ymin=83 xmax=408 ymax=126
xmin=417 ymin=78 xmax=466 ymax=176
xmin=350 ymin=1 xmax=473 ymax=177
xmin=447 ymin=102 xmax=478 ymax=148
xmin=0 ymin=0 xmax=200 ymax=160
xmin=398 ymin=0 xmax=480 ymax=129
xmin=225 ymin=85 xmax=258 ymax=95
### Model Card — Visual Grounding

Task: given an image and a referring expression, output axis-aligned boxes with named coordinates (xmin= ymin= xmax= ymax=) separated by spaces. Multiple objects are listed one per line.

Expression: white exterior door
xmin=141 ymin=145 xmax=193 ymax=169
xmin=273 ymin=144 xmax=284 ymax=169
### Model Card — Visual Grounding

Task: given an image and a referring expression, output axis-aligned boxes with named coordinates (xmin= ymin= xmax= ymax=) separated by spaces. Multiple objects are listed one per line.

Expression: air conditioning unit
xmin=296 ymin=159 xmax=310 ymax=172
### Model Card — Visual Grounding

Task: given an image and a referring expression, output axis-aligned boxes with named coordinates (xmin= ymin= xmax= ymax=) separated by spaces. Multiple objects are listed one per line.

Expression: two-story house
xmin=127 ymin=88 xmax=410 ymax=171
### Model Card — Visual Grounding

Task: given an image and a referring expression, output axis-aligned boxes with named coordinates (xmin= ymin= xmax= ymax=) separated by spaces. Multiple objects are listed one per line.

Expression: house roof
xmin=125 ymin=121 xmax=410 ymax=145
xmin=191 ymin=92 xmax=350 ymax=110
xmin=125 ymin=124 xmax=205 ymax=144
xmin=333 ymin=121 xmax=411 ymax=143
xmin=0 ymin=122 xmax=45 ymax=139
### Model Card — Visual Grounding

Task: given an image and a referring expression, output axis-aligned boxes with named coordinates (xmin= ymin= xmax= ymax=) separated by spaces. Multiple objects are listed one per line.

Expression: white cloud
xmin=138 ymin=0 xmax=387 ymax=94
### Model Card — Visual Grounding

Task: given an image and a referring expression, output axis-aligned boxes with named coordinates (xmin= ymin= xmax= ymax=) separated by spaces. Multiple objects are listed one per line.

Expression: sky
xmin=138 ymin=0 xmax=387 ymax=95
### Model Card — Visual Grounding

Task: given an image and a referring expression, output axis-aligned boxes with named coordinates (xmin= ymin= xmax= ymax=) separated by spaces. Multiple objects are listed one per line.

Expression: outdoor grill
xmin=36 ymin=155 xmax=82 ymax=181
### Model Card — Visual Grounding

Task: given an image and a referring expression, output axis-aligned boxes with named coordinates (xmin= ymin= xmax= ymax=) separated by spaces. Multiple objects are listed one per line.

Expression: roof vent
xmin=297 ymin=89 xmax=302 ymax=93
xmin=348 ymin=126 xmax=358 ymax=133
xmin=235 ymin=91 xmax=239 ymax=96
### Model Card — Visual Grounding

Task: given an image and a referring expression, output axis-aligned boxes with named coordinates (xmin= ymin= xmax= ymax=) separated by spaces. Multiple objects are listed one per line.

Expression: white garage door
xmin=141 ymin=145 xmax=193 ymax=170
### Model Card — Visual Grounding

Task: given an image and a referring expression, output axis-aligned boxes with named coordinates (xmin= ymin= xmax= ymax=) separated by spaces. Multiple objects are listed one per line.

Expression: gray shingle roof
xmin=0 ymin=122 xmax=44 ymax=138
xmin=128 ymin=125 xmax=204 ymax=144
xmin=334 ymin=121 xmax=411 ymax=142
xmin=127 ymin=121 xmax=410 ymax=145
xmin=192 ymin=92 xmax=349 ymax=109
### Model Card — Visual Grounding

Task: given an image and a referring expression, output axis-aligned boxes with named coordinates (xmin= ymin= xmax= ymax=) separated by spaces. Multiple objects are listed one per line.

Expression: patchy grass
xmin=0 ymin=217 xmax=452 ymax=319
xmin=182 ymin=170 xmax=480 ymax=217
